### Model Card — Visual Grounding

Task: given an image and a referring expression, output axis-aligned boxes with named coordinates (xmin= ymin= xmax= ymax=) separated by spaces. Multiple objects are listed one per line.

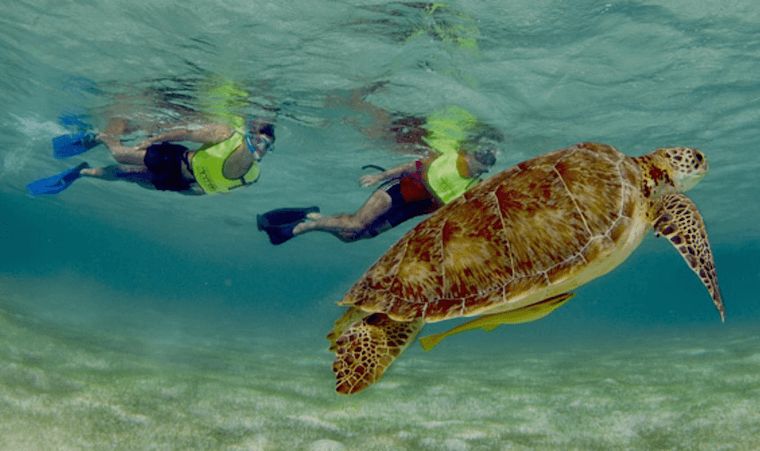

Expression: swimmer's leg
xmin=80 ymin=165 xmax=155 ymax=190
xmin=98 ymin=118 xmax=147 ymax=165
xmin=294 ymin=189 xmax=394 ymax=242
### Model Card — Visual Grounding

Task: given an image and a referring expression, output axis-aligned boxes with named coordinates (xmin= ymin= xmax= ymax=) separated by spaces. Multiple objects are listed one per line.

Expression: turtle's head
xmin=658 ymin=147 xmax=709 ymax=192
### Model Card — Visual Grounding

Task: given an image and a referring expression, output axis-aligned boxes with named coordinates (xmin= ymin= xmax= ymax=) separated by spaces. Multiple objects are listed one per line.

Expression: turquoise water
xmin=1 ymin=0 xmax=759 ymax=450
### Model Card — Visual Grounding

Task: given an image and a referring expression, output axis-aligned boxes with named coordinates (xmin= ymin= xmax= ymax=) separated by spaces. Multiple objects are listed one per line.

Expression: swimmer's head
xmin=463 ymin=148 xmax=497 ymax=178
xmin=471 ymin=148 xmax=496 ymax=167
xmin=247 ymin=116 xmax=275 ymax=141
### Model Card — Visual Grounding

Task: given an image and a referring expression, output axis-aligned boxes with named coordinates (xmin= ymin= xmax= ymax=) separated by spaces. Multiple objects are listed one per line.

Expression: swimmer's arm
xmin=137 ymin=124 xmax=234 ymax=149
xmin=359 ymin=160 xmax=418 ymax=187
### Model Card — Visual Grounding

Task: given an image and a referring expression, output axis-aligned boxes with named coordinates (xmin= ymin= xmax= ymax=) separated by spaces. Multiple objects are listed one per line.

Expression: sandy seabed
xmin=1 ymin=302 xmax=758 ymax=451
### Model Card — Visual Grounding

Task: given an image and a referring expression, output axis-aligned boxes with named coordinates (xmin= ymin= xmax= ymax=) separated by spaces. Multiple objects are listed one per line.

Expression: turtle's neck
xmin=633 ymin=151 xmax=676 ymax=199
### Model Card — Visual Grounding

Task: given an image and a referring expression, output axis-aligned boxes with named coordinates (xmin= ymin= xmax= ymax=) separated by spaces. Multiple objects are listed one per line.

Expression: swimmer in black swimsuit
xmin=258 ymin=149 xmax=496 ymax=245
xmin=79 ymin=117 xmax=274 ymax=195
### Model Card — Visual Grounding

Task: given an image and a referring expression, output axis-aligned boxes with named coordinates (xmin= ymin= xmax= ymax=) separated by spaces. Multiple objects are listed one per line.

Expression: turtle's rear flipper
xmin=328 ymin=308 xmax=424 ymax=395
xmin=652 ymin=193 xmax=724 ymax=321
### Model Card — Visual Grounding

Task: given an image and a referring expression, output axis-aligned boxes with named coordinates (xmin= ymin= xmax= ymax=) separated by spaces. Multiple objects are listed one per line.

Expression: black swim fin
xmin=257 ymin=206 xmax=319 ymax=245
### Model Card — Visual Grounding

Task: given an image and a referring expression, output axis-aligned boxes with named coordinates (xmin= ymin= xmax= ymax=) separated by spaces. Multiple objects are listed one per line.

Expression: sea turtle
xmin=327 ymin=142 xmax=724 ymax=395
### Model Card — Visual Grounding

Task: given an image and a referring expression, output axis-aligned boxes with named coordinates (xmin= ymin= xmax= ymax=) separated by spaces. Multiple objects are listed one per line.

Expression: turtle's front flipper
xmin=328 ymin=308 xmax=424 ymax=395
xmin=651 ymin=193 xmax=724 ymax=321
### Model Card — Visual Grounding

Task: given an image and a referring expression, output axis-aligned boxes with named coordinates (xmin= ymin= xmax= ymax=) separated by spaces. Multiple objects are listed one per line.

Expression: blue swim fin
xmin=26 ymin=162 xmax=90 ymax=196
xmin=52 ymin=131 xmax=100 ymax=159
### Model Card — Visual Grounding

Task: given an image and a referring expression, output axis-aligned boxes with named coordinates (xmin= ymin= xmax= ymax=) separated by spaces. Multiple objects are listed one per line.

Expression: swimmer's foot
xmin=79 ymin=166 xmax=124 ymax=181
xmin=79 ymin=167 xmax=103 ymax=177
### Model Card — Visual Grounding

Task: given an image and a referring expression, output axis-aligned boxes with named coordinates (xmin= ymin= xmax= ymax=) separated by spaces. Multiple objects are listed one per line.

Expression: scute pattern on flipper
xmin=329 ymin=308 xmax=423 ymax=394
xmin=327 ymin=306 xmax=370 ymax=348
xmin=651 ymin=193 xmax=725 ymax=320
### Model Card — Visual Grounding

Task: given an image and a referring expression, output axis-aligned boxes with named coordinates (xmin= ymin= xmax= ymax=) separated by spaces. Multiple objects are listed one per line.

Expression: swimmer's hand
xmin=359 ymin=173 xmax=384 ymax=187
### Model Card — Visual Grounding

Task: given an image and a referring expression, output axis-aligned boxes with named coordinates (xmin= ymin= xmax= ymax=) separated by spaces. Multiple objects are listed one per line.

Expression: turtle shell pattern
xmin=341 ymin=142 xmax=645 ymax=322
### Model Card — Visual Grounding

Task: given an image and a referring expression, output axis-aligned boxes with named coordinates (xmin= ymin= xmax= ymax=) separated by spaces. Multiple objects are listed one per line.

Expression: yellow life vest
xmin=425 ymin=152 xmax=477 ymax=204
xmin=191 ymin=132 xmax=260 ymax=194
xmin=421 ymin=106 xmax=480 ymax=203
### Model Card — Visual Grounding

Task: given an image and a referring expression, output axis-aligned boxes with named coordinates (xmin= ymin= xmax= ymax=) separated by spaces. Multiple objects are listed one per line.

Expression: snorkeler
xmin=27 ymin=116 xmax=275 ymax=196
xmin=257 ymin=105 xmax=500 ymax=245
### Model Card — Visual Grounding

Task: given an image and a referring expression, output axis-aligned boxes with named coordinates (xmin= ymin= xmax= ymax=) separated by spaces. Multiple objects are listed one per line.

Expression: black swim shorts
xmin=143 ymin=143 xmax=192 ymax=192
xmin=377 ymin=179 xmax=439 ymax=228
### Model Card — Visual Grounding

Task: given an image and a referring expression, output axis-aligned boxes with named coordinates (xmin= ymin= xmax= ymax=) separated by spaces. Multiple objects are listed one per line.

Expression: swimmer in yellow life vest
xmin=257 ymin=105 xmax=501 ymax=245
xmin=76 ymin=116 xmax=274 ymax=195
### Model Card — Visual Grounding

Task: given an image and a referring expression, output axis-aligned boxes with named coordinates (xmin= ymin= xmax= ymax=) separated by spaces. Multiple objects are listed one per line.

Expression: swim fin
xmin=257 ymin=206 xmax=320 ymax=245
xmin=52 ymin=131 xmax=100 ymax=159
xmin=26 ymin=162 xmax=90 ymax=196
